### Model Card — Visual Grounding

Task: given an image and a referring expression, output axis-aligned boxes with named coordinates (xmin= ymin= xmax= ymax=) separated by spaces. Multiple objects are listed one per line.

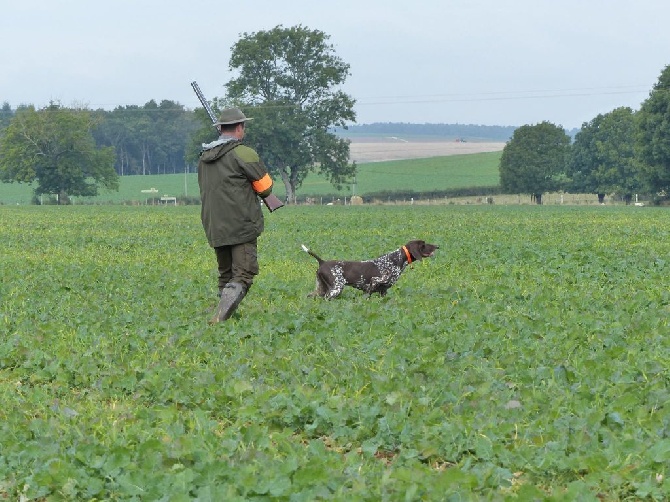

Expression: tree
xmin=567 ymin=107 xmax=641 ymax=204
xmin=637 ymin=64 xmax=670 ymax=196
xmin=92 ymin=106 xmax=135 ymax=176
xmin=224 ymin=25 xmax=357 ymax=202
xmin=94 ymin=100 xmax=199 ymax=176
xmin=499 ymin=121 xmax=571 ymax=204
xmin=0 ymin=103 xmax=117 ymax=203
xmin=0 ymin=102 xmax=13 ymax=133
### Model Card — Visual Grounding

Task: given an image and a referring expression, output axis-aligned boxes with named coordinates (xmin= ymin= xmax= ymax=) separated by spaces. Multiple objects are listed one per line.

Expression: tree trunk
xmin=279 ymin=167 xmax=294 ymax=204
xmin=289 ymin=166 xmax=300 ymax=205
xmin=534 ymin=193 xmax=543 ymax=205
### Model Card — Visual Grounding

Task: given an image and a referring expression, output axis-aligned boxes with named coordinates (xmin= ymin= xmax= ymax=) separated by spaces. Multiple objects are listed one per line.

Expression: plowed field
xmin=349 ymin=139 xmax=505 ymax=163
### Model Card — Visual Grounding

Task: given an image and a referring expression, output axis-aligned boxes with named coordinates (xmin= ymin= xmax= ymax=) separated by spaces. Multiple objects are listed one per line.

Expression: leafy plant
xmin=1 ymin=204 xmax=670 ymax=499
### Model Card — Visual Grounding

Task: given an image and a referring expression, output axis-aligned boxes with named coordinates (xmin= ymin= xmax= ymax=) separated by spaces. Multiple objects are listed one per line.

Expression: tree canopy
xmin=499 ymin=121 xmax=571 ymax=204
xmin=0 ymin=103 xmax=118 ymax=202
xmin=0 ymin=102 xmax=13 ymax=132
xmin=636 ymin=64 xmax=670 ymax=196
xmin=567 ymin=107 xmax=641 ymax=203
xmin=3 ymin=54 xmax=670 ymax=206
xmin=224 ymin=25 xmax=357 ymax=202
xmin=93 ymin=100 xmax=199 ymax=176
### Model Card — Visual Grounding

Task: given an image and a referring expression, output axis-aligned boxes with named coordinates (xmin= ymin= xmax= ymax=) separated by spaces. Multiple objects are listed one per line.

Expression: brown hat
xmin=213 ymin=107 xmax=253 ymax=126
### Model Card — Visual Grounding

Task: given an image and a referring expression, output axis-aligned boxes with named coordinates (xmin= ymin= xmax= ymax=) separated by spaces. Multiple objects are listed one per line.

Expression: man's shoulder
xmin=233 ymin=144 xmax=260 ymax=163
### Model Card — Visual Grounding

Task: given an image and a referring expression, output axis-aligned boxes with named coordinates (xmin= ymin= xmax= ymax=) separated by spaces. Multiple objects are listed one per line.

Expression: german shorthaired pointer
xmin=302 ymin=240 xmax=439 ymax=299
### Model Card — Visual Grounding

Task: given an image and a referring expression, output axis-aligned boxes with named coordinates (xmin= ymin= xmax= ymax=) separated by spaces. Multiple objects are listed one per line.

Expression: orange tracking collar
xmin=402 ymin=245 xmax=412 ymax=264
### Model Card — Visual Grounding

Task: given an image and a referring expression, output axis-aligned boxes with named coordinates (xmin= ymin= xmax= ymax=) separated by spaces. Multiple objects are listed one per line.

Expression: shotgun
xmin=190 ymin=81 xmax=284 ymax=212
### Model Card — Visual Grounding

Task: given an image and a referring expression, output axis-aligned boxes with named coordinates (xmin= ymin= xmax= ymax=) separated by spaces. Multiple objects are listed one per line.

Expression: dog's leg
xmin=308 ymin=276 xmax=327 ymax=298
xmin=313 ymin=268 xmax=337 ymax=298
xmin=366 ymin=275 xmax=392 ymax=296
xmin=323 ymin=265 xmax=346 ymax=300
xmin=325 ymin=286 xmax=344 ymax=300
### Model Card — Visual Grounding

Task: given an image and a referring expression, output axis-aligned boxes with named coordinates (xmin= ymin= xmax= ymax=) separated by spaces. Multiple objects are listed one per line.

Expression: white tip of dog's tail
xmin=301 ymin=244 xmax=309 ymax=253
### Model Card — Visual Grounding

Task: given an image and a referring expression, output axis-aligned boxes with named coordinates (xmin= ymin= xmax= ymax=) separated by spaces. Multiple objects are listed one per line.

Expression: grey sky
xmin=1 ymin=0 xmax=668 ymax=128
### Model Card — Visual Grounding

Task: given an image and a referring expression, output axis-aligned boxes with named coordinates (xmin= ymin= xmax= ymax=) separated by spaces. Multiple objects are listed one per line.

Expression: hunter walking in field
xmin=197 ymin=107 xmax=276 ymax=323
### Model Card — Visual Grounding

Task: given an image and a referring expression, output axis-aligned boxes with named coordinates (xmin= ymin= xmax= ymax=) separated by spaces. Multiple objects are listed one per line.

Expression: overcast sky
xmin=2 ymin=0 xmax=668 ymax=128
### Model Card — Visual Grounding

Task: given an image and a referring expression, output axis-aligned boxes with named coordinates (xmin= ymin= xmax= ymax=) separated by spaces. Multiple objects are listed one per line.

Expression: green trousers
xmin=214 ymin=239 xmax=258 ymax=291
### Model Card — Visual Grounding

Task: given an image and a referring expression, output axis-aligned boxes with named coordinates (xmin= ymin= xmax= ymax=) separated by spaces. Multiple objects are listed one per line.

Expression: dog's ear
xmin=406 ymin=240 xmax=425 ymax=261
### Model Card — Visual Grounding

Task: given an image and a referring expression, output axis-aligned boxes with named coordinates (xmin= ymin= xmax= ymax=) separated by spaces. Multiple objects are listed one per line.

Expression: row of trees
xmin=92 ymin=100 xmax=199 ymax=176
xmin=0 ymin=25 xmax=356 ymax=203
xmin=0 ymin=100 xmax=201 ymax=200
xmin=342 ymin=122 xmax=520 ymax=142
xmin=500 ymin=65 xmax=670 ymax=204
xmin=0 ymin=100 xmax=199 ymax=175
xmin=1 ymin=23 xmax=670 ymax=205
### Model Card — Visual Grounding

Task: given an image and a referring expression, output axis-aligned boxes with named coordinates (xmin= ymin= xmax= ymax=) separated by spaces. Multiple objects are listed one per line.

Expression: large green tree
xmin=567 ymin=107 xmax=641 ymax=204
xmin=0 ymin=103 xmax=117 ymax=203
xmin=636 ymin=64 xmax=670 ymax=196
xmin=499 ymin=121 xmax=571 ymax=204
xmin=223 ymin=25 xmax=357 ymax=202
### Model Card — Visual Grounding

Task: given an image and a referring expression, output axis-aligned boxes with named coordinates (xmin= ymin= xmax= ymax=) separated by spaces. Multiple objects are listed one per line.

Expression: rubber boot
xmin=209 ymin=282 xmax=246 ymax=323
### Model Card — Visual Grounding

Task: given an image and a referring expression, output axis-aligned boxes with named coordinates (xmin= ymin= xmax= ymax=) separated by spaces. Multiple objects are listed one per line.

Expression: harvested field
xmin=348 ymin=138 xmax=506 ymax=163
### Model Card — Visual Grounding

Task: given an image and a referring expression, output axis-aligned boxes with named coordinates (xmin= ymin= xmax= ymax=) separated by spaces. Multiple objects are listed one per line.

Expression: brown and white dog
xmin=302 ymin=240 xmax=439 ymax=299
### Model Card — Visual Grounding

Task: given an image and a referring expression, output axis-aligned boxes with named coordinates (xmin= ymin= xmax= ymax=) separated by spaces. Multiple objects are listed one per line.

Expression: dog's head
xmin=404 ymin=240 xmax=439 ymax=262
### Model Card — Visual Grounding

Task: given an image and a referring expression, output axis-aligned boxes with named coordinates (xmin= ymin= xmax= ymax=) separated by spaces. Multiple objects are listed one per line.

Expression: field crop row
xmin=1 ymin=205 xmax=669 ymax=500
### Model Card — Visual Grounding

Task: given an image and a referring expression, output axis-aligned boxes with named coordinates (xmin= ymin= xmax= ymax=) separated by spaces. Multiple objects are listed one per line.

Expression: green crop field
xmin=2 ymin=204 xmax=670 ymax=500
xmin=0 ymin=151 xmax=501 ymax=205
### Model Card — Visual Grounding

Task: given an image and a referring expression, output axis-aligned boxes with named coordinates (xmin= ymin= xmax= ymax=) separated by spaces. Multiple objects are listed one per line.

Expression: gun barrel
xmin=190 ymin=80 xmax=284 ymax=213
xmin=191 ymin=81 xmax=217 ymax=124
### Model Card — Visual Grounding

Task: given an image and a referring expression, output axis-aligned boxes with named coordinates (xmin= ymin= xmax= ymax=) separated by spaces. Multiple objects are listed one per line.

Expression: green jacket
xmin=198 ymin=138 xmax=273 ymax=247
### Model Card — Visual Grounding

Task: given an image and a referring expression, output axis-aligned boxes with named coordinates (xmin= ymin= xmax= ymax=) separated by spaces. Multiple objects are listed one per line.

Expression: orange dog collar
xmin=402 ymin=245 xmax=412 ymax=264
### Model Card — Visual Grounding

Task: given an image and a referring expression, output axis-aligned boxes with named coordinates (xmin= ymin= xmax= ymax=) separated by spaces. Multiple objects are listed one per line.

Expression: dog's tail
xmin=301 ymin=244 xmax=324 ymax=264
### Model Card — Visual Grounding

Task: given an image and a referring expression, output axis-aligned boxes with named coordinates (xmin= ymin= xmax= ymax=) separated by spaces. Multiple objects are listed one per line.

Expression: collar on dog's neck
xmin=402 ymin=245 xmax=412 ymax=264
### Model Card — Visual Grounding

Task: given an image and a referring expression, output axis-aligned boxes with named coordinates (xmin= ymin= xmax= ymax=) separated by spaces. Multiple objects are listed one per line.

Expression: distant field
xmin=0 ymin=146 xmax=503 ymax=205
xmin=302 ymin=150 xmax=502 ymax=198
xmin=348 ymin=139 xmax=505 ymax=163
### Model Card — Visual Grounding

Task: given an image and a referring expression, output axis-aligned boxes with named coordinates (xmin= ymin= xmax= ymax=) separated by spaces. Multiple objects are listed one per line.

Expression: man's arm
xmin=251 ymin=173 xmax=283 ymax=211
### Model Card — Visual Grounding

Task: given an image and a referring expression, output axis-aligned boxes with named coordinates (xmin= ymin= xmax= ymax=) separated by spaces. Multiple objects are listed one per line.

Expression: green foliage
xmin=93 ymin=100 xmax=200 ymax=176
xmin=499 ymin=121 xmax=571 ymax=203
xmin=568 ymin=107 xmax=642 ymax=201
xmin=637 ymin=64 xmax=670 ymax=195
xmin=226 ymin=25 xmax=356 ymax=201
xmin=2 ymin=205 xmax=670 ymax=499
xmin=0 ymin=101 xmax=13 ymax=132
xmin=0 ymin=103 xmax=118 ymax=201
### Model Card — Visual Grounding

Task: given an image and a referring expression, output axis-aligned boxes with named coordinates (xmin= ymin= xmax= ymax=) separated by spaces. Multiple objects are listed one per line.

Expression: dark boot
xmin=209 ymin=282 xmax=246 ymax=323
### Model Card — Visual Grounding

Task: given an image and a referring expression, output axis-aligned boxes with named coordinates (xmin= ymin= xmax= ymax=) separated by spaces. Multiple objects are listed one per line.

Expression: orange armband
xmin=252 ymin=173 xmax=273 ymax=194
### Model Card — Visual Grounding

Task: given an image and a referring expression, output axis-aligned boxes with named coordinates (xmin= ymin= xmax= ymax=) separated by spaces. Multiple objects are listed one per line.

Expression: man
xmin=197 ymin=107 xmax=275 ymax=323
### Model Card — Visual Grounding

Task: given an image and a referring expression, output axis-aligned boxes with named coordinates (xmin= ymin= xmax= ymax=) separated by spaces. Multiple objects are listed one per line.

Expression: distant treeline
xmin=336 ymin=122 xmax=516 ymax=141
xmin=0 ymin=98 xmax=577 ymax=180
xmin=336 ymin=123 xmax=580 ymax=142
